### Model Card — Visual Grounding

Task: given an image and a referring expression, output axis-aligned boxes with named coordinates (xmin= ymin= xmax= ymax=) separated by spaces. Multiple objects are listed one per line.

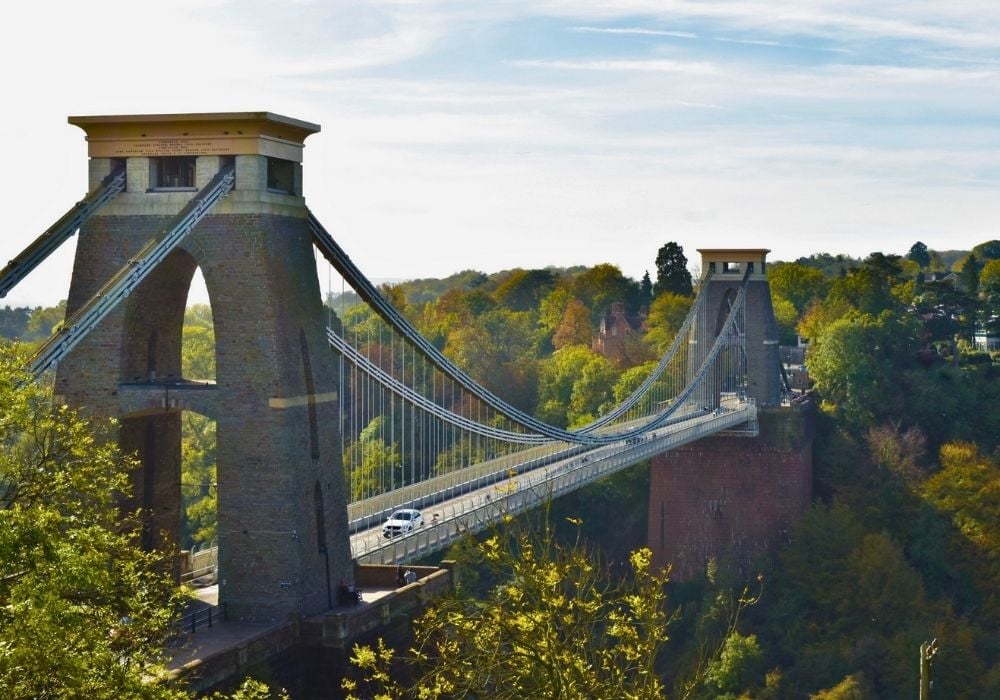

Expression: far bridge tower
xmin=649 ymin=248 xmax=813 ymax=579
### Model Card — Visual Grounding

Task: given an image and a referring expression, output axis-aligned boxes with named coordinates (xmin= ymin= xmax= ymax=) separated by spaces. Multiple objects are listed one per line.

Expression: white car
xmin=382 ymin=508 xmax=423 ymax=538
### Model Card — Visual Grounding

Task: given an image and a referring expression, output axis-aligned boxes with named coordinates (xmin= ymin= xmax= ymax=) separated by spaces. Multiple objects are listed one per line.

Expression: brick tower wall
xmin=56 ymin=151 xmax=353 ymax=622
xmin=647 ymin=402 xmax=814 ymax=580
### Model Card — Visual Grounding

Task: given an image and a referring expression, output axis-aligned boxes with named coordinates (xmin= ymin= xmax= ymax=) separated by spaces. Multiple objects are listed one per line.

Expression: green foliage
xmin=180 ymin=306 xmax=217 ymax=550
xmin=923 ymin=442 xmax=1000 ymax=625
xmin=809 ymin=673 xmax=874 ymax=699
xmin=0 ymin=343 xmax=186 ymax=698
xmin=0 ymin=305 xmax=31 ymax=340
xmin=771 ymin=294 xmax=799 ymax=346
xmin=907 ymin=241 xmax=931 ymax=269
xmin=653 ymin=242 xmax=693 ymax=298
xmin=343 ymin=514 xmax=671 ymax=700
xmin=644 ymin=292 xmax=692 ymax=355
xmin=569 ymin=264 xmax=641 ymax=324
xmin=806 ymin=311 xmax=912 ymax=428
xmin=536 ymin=345 xmax=618 ymax=428
xmin=768 ymin=261 xmax=829 ymax=314
xmin=344 ymin=416 xmax=403 ymax=499
xmin=493 ymin=268 xmax=558 ymax=312
xmin=702 ymin=632 xmax=764 ymax=696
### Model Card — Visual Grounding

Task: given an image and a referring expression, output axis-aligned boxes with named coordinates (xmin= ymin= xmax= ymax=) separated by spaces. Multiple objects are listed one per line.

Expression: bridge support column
xmin=691 ymin=249 xmax=781 ymax=408
xmin=56 ymin=112 xmax=353 ymax=622
xmin=647 ymin=403 xmax=814 ymax=579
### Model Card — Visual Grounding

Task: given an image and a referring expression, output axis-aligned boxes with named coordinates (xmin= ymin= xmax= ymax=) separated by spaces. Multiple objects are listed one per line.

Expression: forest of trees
xmin=1 ymin=238 xmax=999 ymax=697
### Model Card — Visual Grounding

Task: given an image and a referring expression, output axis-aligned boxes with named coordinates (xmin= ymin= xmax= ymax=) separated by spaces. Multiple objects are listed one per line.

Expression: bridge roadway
xmin=349 ymin=399 xmax=757 ymax=565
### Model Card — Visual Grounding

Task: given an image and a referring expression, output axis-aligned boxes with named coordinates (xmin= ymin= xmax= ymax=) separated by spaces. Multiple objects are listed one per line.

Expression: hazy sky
xmin=2 ymin=1 xmax=998 ymax=307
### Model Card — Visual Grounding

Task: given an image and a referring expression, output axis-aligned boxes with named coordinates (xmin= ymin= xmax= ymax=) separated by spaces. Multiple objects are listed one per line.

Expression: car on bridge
xmin=382 ymin=508 xmax=423 ymax=538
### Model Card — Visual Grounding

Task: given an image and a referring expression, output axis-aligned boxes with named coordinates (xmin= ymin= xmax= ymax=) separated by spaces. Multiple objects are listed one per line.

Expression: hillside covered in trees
xmin=2 ymin=239 xmax=999 ymax=697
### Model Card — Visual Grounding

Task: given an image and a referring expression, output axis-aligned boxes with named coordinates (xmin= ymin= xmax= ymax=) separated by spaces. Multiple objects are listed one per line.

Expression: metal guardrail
xmin=176 ymin=602 xmax=227 ymax=635
xmin=352 ymin=402 xmax=757 ymax=564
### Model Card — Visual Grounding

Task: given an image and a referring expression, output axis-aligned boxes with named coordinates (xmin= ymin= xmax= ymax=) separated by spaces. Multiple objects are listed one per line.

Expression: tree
xmin=22 ymin=300 xmax=67 ymax=344
xmin=907 ymin=242 xmax=931 ymax=269
xmin=343 ymin=514 xmax=671 ymax=700
xmin=640 ymin=271 xmax=653 ymax=307
xmin=980 ymin=259 xmax=1000 ymax=337
xmin=0 ymin=343 xmax=185 ymax=698
xmin=536 ymin=345 xmax=617 ymax=428
xmin=653 ymin=242 xmax=693 ymax=297
xmin=922 ymin=442 xmax=1000 ymax=624
xmin=806 ymin=311 xmax=910 ymax=428
xmin=768 ymin=262 xmax=829 ymax=314
xmin=552 ymin=298 xmax=593 ymax=350
xmin=959 ymin=252 xmax=982 ymax=295
xmin=493 ymin=268 xmax=557 ymax=312
xmin=644 ymin=292 xmax=693 ymax=355
xmin=181 ymin=308 xmax=217 ymax=549
xmin=810 ymin=673 xmax=875 ymax=699
xmin=568 ymin=264 xmax=639 ymax=324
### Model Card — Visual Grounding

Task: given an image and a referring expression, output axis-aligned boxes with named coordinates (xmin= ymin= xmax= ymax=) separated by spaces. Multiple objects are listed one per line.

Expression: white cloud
xmin=508 ymin=58 xmax=721 ymax=75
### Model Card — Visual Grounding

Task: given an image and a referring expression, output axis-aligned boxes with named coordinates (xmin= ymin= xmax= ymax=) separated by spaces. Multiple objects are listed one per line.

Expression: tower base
xmin=647 ymin=401 xmax=814 ymax=580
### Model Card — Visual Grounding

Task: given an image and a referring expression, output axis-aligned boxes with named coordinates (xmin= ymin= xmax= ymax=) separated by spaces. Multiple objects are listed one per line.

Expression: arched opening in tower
xmin=179 ymin=269 xmax=218 ymax=582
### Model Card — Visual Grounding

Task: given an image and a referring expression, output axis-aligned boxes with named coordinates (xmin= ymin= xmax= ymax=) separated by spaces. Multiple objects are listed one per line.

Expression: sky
xmin=2 ymin=0 xmax=999 ymax=307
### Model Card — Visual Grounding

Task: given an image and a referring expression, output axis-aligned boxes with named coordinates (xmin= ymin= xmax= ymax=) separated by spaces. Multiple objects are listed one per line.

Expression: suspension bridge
xmin=2 ymin=112 xmax=792 ymax=625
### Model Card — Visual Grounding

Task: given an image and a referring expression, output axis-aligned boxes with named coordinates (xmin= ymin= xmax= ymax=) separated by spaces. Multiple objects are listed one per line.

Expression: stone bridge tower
xmin=690 ymin=248 xmax=781 ymax=408
xmin=55 ymin=112 xmax=352 ymax=622
xmin=649 ymin=248 xmax=813 ymax=579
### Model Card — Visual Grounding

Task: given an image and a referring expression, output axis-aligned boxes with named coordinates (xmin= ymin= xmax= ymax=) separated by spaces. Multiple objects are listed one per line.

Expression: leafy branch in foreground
xmin=343 ymin=510 xmax=671 ymax=700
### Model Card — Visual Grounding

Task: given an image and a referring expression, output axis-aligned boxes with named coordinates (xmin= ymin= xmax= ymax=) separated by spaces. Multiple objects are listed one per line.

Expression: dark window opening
xmin=267 ymin=157 xmax=295 ymax=194
xmin=150 ymin=156 xmax=196 ymax=190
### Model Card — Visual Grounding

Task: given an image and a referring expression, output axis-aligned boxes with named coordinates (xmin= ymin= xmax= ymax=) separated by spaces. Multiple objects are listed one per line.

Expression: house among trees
xmin=974 ymin=327 xmax=1000 ymax=352
xmin=592 ymin=302 xmax=647 ymax=363
xmin=923 ymin=270 xmax=959 ymax=284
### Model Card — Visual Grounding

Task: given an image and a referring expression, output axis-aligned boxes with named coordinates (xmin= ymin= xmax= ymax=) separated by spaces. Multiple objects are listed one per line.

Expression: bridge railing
xmin=353 ymin=401 xmax=756 ymax=564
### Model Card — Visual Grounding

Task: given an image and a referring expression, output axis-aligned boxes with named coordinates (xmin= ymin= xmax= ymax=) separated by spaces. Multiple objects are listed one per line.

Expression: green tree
xmin=653 ymin=242 xmax=693 ymax=297
xmin=538 ymin=287 xmax=574 ymax=338
xmin=768 ymin=262 xmax=829 ymax=314
xmin=907 ymin=242 xmax=931 ymax=269
xmin=493 ymin=268 xmax=557 ymax=312
xmin=569 ymin=264 xmax=639 ymax=324
xmin=180 ymin=307 xmax=218 ymax=549
xmin=980 ymin=259 xmax=1000 ymax=338
xmin=343 ymin=515 xmax=671 ymax=700
xmin=809 ymin=673 xmax=874 ymax=699
xmin=536 ymin=345 xmax=616 ymax=428
xmin=640 ymin=271 xmax=654 ymax=307
xmin=771 ymin=295 xmax=799 ymax=346
xmin=22 ymin=300 xmax=67 ymax=343
xmin=959 ymin=252 xmax=982 ymax=295
xmin=0 ymin=343 xmax=186 ymax=698
xmin=922 ymin=442 xmax=1000 ymax=624
xmin=445 ymin=308 xmax=539 ymax=412
xmin=344 ymin=416 xmax=403 ymax=500
xmin=702 ymin=631 xmax=764 ymax=697
xmin=644 ymin=292 xmax=693 ymax=355
xmin=806 ymin=311 xmax=914 ymax=428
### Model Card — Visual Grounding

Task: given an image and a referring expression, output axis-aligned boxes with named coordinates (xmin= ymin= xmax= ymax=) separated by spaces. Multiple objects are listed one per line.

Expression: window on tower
xmin=149 ymin=156 xmax=196 ymax=190
xmin=266 ymin=157 xmax=295 ymax=194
